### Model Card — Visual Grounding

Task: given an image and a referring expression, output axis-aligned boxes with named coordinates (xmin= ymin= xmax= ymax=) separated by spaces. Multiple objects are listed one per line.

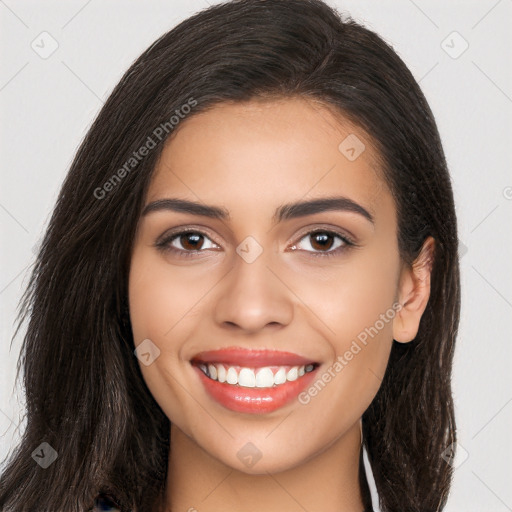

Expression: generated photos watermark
xmin=94 ymin=97 xmax=198 ymax=200
xmin=298 ymin=301 xmax=403 ymax=405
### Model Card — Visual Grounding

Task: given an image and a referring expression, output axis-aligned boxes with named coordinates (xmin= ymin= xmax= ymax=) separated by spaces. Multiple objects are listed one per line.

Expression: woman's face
xmin=129 ymin=97 xmax=407 ymax=473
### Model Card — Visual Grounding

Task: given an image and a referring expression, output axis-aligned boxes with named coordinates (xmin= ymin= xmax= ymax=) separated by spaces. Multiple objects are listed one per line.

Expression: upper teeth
xmin=197 ymin=363 xmax=315 ymax=388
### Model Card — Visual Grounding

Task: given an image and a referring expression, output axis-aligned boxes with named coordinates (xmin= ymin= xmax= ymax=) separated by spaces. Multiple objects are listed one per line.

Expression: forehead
xmin=147 ymin=97 xmax=390 ymax=221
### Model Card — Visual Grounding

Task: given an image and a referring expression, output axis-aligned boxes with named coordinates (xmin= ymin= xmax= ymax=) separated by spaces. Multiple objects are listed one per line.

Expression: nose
xmin=213 ymin=247 xmax=294 ymax=334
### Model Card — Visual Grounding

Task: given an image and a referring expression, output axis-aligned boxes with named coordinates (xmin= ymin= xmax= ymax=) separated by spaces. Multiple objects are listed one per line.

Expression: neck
xmin=163 ymin=421 xmax=365 ymax=512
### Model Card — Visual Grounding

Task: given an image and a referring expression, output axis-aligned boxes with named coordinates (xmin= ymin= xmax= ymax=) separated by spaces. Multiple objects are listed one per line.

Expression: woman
xmin=0 ymin=0 xmax=460 ymax=511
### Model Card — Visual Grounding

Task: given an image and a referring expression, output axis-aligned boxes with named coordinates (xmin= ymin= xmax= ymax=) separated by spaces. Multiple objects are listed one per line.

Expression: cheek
xmin=290 ymin=247 xmax=399 ymax=415
xmin=128 ymin=248 xmax=221 ymax=427
xmin=128 ymin=248 xmax=214 ymax=343
xmin=289 ymin=245 xmax=399 ymax=348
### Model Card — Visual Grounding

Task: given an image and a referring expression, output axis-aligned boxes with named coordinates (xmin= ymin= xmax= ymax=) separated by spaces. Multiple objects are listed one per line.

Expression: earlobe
xmin=393 ymin=236 xmax=435 ymax=343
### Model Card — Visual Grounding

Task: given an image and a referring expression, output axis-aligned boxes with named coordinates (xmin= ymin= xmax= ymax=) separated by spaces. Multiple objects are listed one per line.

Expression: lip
xmin=192 ymin=365 xmax=319 ymax=414
xmin=190 ymin=347 xmax=317 ymax=367
xmin=190 ymin=347 xmax=320 ymax=414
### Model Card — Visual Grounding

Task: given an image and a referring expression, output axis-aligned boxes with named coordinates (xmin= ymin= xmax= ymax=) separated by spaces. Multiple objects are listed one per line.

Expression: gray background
xmin=1 ymin=1 xmax=511 ymax=510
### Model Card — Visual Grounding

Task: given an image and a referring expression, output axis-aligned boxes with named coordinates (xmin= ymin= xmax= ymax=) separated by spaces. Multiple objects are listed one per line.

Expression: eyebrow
xmin=142 ymin=196 xmax=374 ymax=224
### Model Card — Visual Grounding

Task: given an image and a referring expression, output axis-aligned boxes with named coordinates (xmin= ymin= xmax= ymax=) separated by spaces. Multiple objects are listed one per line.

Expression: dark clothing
xmin=92 ymin=495 xmax=122 ymax=511
xmin=92 ymin=494 xmax=375 ymax=511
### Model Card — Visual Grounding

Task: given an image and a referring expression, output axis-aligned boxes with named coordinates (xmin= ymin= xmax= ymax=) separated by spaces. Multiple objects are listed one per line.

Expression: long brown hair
xmin=0 ymin=1 xmax=460 ymax=510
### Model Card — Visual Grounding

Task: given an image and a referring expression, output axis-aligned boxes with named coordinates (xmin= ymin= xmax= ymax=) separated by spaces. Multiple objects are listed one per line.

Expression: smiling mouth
xmin=189 ymin=347 xmax=321 ymax=414
xmin=192 ymin=361 xmax=319 ymax=388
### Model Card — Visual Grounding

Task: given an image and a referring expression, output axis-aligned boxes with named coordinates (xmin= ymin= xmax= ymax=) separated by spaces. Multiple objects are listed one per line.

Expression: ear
xmin=393 ymin=236 xmax=435 ymax=343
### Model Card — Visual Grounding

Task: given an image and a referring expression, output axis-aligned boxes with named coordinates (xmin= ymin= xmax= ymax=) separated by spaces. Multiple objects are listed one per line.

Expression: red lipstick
xmin=192 ymin=347 xmax=316 ymax=367
xmin=191 ymin=347 xmax=319 ymax=414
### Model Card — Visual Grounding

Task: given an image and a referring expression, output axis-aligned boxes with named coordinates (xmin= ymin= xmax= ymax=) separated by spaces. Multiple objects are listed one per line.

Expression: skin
xmin=128 ymin=97 xmax=434 ymax=512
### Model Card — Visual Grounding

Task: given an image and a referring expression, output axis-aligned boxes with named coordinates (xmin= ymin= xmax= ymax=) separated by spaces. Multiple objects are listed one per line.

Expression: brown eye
xmin=156 ymin=229 xmax=220 ymax=257
xmin=291 ymin=229 xmax=354 ymax=257
xmin=309 ymin=232 xmax=336 ymax=251
xmin=179 ymin=232 xmax=205 ymax=251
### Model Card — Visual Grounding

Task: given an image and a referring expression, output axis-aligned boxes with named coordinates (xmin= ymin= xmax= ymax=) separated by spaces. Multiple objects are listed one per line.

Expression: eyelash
xmin=155 ymin=227 xmax=356 ymax=259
